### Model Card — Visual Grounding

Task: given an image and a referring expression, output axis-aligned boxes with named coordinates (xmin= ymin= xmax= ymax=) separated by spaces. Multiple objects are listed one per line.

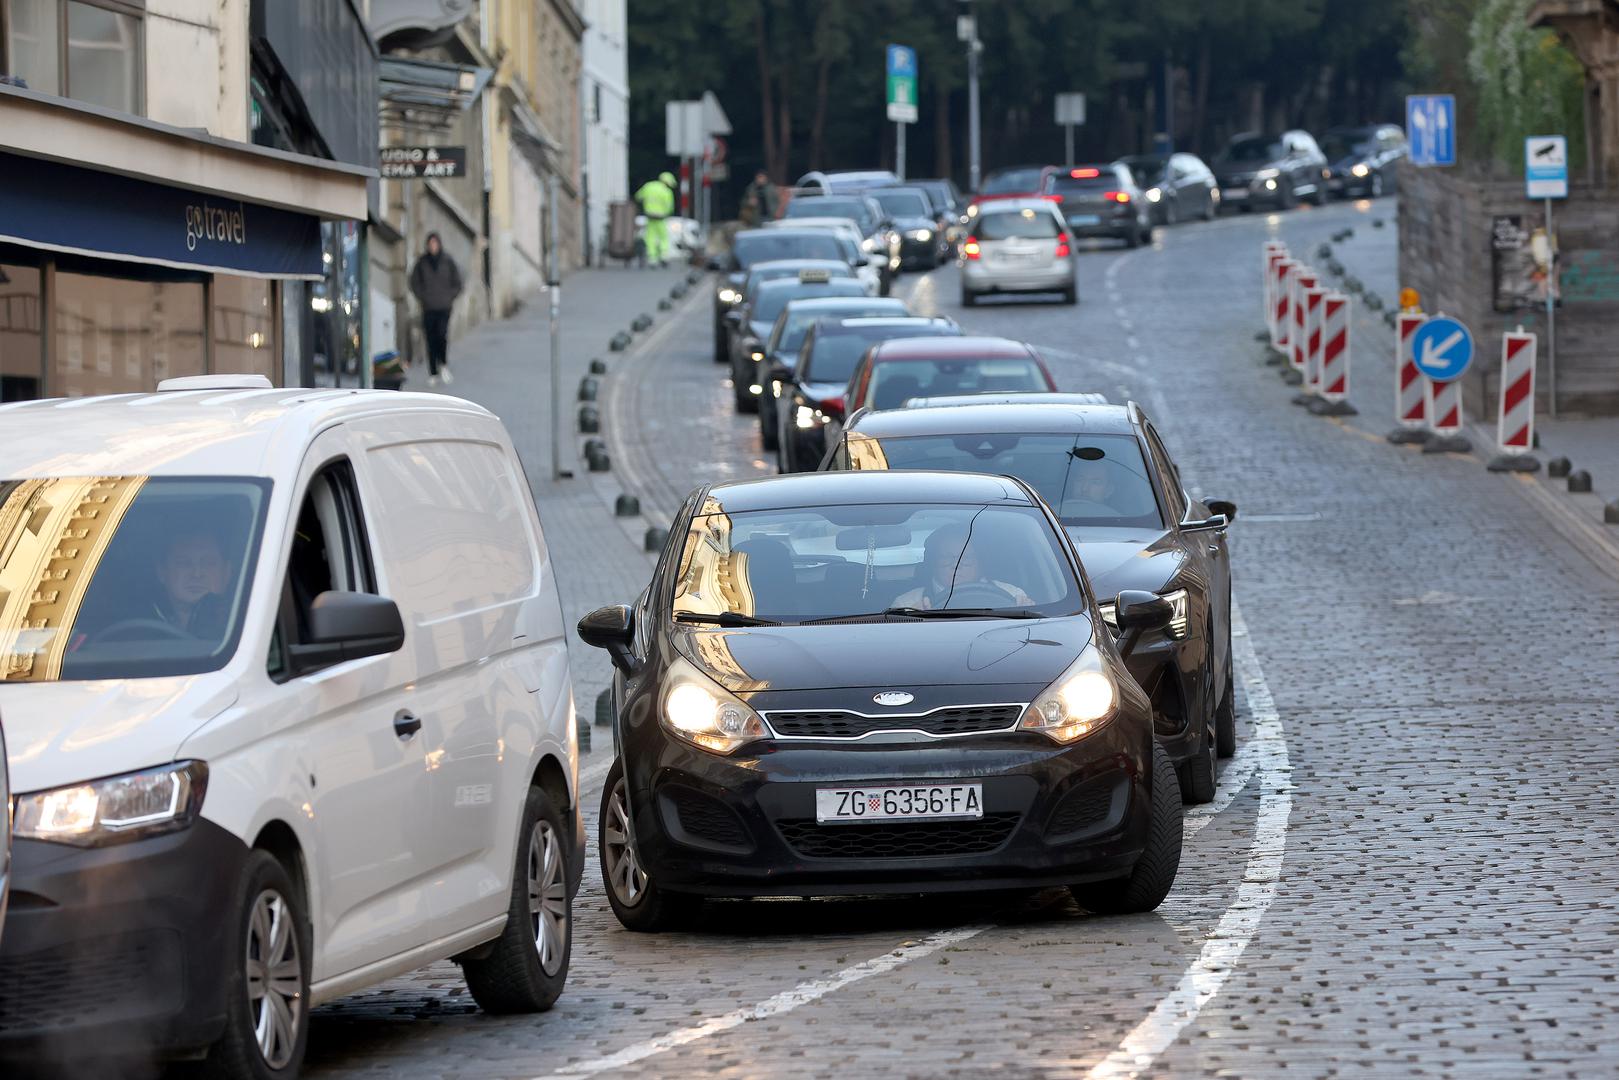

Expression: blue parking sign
xmin=1406 ymin=95 xmax=1456 ymax=167
xmin=887 ymin=45 xmax=916 ymax=77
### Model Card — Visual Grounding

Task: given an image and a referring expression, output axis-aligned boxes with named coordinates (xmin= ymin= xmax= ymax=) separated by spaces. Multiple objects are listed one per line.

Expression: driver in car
xmin=1064 ymin=458 xmax=1121 ymax=516
xmin=153 ymin=530 xmax=230 ymax=638
xmin=892 ymin=525 xmax=1034 ymax=610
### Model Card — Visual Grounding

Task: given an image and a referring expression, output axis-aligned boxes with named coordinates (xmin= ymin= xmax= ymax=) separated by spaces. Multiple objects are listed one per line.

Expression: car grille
xmin=766 ymin=704 xmax=1023 ymax=739
xmin=662 ymin=785 xmax=752 ymax=851
xmin=1046 ymin=783 xmax=1115 ymax=837
xmin=0 ymin=930 xmax=182 ymax=1034
xmin=776 ymin=813 xmax=1020 ymax=860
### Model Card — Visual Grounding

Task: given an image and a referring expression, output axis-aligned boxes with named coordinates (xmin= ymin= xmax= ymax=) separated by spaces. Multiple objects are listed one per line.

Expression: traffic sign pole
xmin=1525 ymin=135 xmax=1567 ymax=417
xmin=897 ymin=121 xmax=907 ymax=181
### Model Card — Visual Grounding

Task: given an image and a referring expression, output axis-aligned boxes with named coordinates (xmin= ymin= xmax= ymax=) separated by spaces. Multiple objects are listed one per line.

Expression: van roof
xmin=0 ymin=388 xmax=493 ymax=479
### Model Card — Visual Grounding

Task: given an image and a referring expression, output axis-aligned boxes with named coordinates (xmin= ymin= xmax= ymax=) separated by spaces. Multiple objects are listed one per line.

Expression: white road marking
xmin=547 ymin=925 xmax=991 ymax=1076
xmin=1084 ymin=599 xmax=1292 ymax=1079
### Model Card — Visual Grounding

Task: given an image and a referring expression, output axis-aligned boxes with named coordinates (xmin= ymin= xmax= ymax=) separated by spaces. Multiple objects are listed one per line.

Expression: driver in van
xmin=153 ymin=530 xmax=230 ymax=638
xmin=892 ymin=525 xmax=1034 ymax=610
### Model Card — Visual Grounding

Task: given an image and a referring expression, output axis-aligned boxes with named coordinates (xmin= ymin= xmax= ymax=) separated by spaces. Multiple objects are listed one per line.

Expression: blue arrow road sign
xmin=1410 ymin=316 xmax=1474 ymax=382
xmin=1406 ymin=94 xmax=1456 ymax=167
xmin=887 ymin=44 xmax=916 ymax=77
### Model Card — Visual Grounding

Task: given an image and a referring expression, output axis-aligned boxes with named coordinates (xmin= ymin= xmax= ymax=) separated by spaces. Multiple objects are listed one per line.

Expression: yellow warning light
xmin=1399 ymin=287 xmax=1421 ymax=312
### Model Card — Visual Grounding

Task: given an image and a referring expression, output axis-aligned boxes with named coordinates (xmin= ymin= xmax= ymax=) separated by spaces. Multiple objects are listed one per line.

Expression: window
xmin=53 ymin=270 xmax=205 ymax=397
xmin=211 ymin=275 xmax=277 ymax=381
xmin=271 ymin=461 xmax=374 ymax=679
xmin=975 ymin=209 xmax=1060 ymax=241
xmin=1142 ymin=425 xmax=1186 ymax=522
xmin=2 ymin=0 xmax=143 ymax=115
xmin=0 ymin=259 xmax=44 ymax=402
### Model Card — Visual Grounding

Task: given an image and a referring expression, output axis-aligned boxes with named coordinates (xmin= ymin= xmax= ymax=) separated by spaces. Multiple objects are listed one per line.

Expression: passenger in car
xmin=892 ymin=526 xmax=1034 ymax=610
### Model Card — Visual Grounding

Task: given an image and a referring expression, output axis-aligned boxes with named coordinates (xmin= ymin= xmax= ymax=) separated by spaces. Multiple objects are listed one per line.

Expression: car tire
xmin=462 ymin=786 xmax=572 ymax=1013
xmin=732 ymin=370 xmax=758 ymax=414
xmin=1070 ymin=743 xmax=1183 ymax=914
xmin=713 ymin=326 xmax=728 ymax=364
xmin=1062 ymin=283 xmax=1078 ymax=306
xmin=960 ymin=287 xmax=977 ymax=307
xmin=600 ymin=760 xmax=702 ymax=932
xmin=760 ymin=402 xmax=779 ymax=451
xmin=199 ymin=851 xmax=311 ymax=1080
xmin=1311 ymin=184 xmax=1329 ymax=207
xmin=1124 ymin=228 xmax=1141 ymax=249
xmin=1178 ymin=712 xmax=1217 ymax=805
xmin=1215 ymin=649 xmax=1237 ymax=758
xmin=1278 ymin=181 xmax=1297 ymax=210
xmin=1203 ymin=194 xmax=1216 ymax=221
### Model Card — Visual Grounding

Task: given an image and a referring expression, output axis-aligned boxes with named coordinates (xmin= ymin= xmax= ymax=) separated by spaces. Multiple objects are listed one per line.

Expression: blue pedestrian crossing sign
xmin=1410 ymin=316 xmax=1474 ymax=382
xmin=1525 ymin=135 xmax=1568 ymax=199
xmin=1406 ymin=94 xmax=1456 ymax=167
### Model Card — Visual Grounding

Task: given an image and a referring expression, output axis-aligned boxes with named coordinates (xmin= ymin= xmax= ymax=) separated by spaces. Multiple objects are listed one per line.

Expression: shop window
xmin=212 ymin=275 xmax=277 ymax=382
xmin=0 ymin=262 xmax=44 ymax=402
xmin=2 ymin=0 xmax=143 ymax=115
xmin=53 ymin=271 xmax=204 ymax=397
xmin=310 ymin=221 xmax=364 ymax=387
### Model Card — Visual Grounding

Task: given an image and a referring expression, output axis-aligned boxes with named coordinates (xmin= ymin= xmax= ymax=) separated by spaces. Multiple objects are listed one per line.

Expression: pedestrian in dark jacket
xmin=409 ymin=232 xmax=463 ymax=385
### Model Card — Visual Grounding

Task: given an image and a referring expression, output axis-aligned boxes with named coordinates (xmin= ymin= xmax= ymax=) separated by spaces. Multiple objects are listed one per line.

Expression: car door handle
xmin=393 ymin=711 xmax=422 ymax=740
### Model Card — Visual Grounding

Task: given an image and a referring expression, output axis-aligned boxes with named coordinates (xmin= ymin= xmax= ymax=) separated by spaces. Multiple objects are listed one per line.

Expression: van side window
xmin=269 ymin=460 xmax=377 ymax=679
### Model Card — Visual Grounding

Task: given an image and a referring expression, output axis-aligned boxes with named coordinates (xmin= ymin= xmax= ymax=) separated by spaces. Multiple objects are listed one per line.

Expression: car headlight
xmin=13 ymin=761 xmax=208 ymax=847
xmin=749 ymin=350 xmax=764 ymax=362
xmin=1146 ymin=187 xmax=1162 ymax=203
xmin=662 ymin=660 xmax=767 ymax=754
xmin=718 ymin=288 xmax=739 ymax=304
xmin=909 ymin=228 xmax=933 ymax=241
xmin=861 ymin=237 xmax=878 ymax=253
xmin=1096 ymin=588 xmax=1187 ymax=638
xmin=1351 ymin=163 xmax=1370 ymax=178
xmin=1020 ymin=647 xmax=1116 ymax=744
xmin=1264 ymin=179 xmax=1278 ymax=190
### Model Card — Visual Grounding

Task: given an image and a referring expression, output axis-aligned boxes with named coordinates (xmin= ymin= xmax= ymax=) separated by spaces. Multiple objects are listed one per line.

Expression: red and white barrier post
xmin=1286 ymin=268 xmax=1318 ymax=384
xmin=1271 ymin=259 xmax=1295 ymax=356
xmin=1262 ymin=242 xmax=1286 ymax=342
xmin=1310 ymin=292 xmax=1357 ymax=417
xmin=1487 ymin=329 xmax=1540 ymax=472
xmin=1387 ymin=312 xmax=1428 ymax=444
xmin=1422 ymin=367 xmax=1471 ymax=454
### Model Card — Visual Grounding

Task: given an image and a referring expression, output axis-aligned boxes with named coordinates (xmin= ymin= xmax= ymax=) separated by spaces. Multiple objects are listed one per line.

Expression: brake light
xmin=963 ymin=237 xmax=981 ymax=259
xmin=1055 ymin=237 xmax=1071 ymax=257
xmin=818 ymin=394 xmax=845 ymax=419
xmin=1071 ymin=168 xmax=1100 ymax=178
xmin=1042 ymin=193 xmax=1063 ymax=201
xmin=1105 ymin=191 xmax=1131 ymax=204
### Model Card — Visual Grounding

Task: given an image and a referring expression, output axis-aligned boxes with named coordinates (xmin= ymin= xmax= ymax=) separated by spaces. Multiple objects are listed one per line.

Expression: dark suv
xmin=1213 ymin=130 xmax=1330 ymax=211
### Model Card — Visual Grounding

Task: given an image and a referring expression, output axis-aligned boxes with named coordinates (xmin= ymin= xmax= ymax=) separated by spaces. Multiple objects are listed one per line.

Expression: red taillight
xmin=819 ymin=394 xmax=845 ymax=419
xmin=1055 ymin=238 xmax=1071 ymax=257
xmin=1042 ymin=193 xmax=1063 ymax=201
xmin=1071 ymin=168 xmax=1100 ymax=178
xmin=963 ymin=238 xmax=981 ymax=259
xmin=1105 ymin=190 xmax=1131 ymax=204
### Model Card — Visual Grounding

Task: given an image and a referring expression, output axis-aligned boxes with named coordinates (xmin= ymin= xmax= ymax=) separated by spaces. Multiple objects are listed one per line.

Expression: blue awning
xmin=0 ymin=151 xmax=323 ymax=279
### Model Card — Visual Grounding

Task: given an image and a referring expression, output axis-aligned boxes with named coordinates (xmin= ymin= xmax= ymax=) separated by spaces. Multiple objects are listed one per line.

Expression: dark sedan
xmin=729 ymin=273 xmax=868 ymax=412
xmin=711 ymin=229 xmax=851 ymax=362
xmin=1321 ymin=124 xmax=1407 ymax=199
xmin=756 ymin=296 xmax=909 ymax=452
xmin=577 ymin=471 xmax=1184 ymax=930
xmin=1041 ymin=165 xmax=1151 ymax=247
xmin=822 ymin=397 xmax=1238 ymax=804
xmin=869 ymin=187 xmax=950 ymax=268
xmin=1117 ymin=153 xmax=1218 ymax=225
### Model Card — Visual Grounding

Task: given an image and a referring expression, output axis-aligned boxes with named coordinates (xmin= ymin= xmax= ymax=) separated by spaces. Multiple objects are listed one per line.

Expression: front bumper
xmin=898 ymin=235 xmax=942 ymax=267
xmin=1121 ymin=629 xmax=1205 ymax=766
xmin=625 ymin=727 xmax=1152 ymax=897
xmin=0 ymin=818 xmax=247 ymax=1060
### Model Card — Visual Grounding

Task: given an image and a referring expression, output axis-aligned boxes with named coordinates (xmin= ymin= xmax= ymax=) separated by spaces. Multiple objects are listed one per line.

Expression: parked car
xmin=764 ymin=216 xmax=889 ymax=294
xmin=868 ymin=187 xmax=952 ymax=268
xmin=1042 ymin=165 xmax=1151 ymax=248
xmin=577 ymin=470 xmax=1184 ymax=930
xmin=1321 ymin=124 xmax=1407 ymax=199
xmin=0 ymin=376 xmax=580 ymax=1075
xmin=756 ymin=296 xmax=910 ymax=452
xmin=730 ymin=271 xmax=869 ymax=412
xmin=1212 ymin=130 xmax=1330 ymax=210
xmin=775 ymin=315 xmax=963 ymax=473
xmin=822 ymin=397 xmax=1238 ymax=803
xmin=711 ymin=228 xmax=851 ymax=362
xmin=960 ymin=199 xmax=1078 ymax=305
xmin=969 ymin=165 xmax=1055 ymax=209
xmin=1117 ymin=153 xmax=1218 ymax=225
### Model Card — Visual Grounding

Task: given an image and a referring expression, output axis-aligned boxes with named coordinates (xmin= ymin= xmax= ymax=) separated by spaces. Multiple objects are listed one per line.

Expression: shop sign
xmin=380 ymin=146 xmax=467 ymax=179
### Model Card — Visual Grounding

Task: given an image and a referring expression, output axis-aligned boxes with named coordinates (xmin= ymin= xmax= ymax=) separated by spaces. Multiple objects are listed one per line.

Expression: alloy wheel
xmin=245 ymin=888 xmax=303 ymax=1070
xmin=528 ymin=819 xmax=569 ymax=976
xmin=603 ymin=776 xmax=648 ymax=907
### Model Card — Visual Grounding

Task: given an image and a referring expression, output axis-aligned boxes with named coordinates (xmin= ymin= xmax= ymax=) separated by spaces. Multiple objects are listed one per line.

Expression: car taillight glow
xmin=1055 ymin=238 xmax=1071 ymax=257
xmin=963 ymin=238 xmax=981 ymax=259
xmin=1042 ymin=193 xmax=1063 ymax=201
xmin=1105 ymin=191 xmax=1131 ymax=203
xmin=1071 ymin=168 xmax=1100 ymax=178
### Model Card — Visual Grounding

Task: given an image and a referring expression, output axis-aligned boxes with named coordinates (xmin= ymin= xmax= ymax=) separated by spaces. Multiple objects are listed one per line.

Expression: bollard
xmin=578 ymin=404 xmax=600 ymax=433
xmin=1262 ymin=241 xmax=1286 ymax=340
xmin=1605 ymin=500 xmax=1619 ymax=525
xmin=609 ymin=331 xmax=631 ymax=351
xmin=1290 ymin=268 xmax=1319 ymax=378
xmin=589 ymin=357 xmax=608 ymax=374
xmin=644 ymin=525 xmax=669 ymax=552
xmin=1422 ymin=372 xmax=1471 ymax=454
xmin=587 ymin=447 xmax=611 ymax=472
xmin=1388 ymin=313 xmax=1429 ymax=444
xmin=1487 ymin=330 xmax=1540 ymax=473
xmin=658 ymin=297 xmax=672 ymax=311
xmin=614 ymin=493 xmax=640 ymax=517
xmin=1547 ymin=457 xmax=1572 ymax=478
xmin=1568 ymin=469 xmax=1593 ymax=493
xmin=632 ymin=313 xmax=653 ymax=332
xmin=576 ymin=715 xmax=591 ymax=753
xmin=595 ymin=688 xmax=614 ymax=728
xmin=578 ymin=376 xmax=599 ymax=402
xmin=1309 ymin=293 xmax=1358 ymax=417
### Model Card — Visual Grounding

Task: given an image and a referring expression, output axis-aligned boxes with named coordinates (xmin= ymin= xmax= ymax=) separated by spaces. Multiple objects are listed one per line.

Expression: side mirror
xmin=724 ymin=309 xmax=744 ymax=326
xmin=289 ymin=591 xmax=405 ymax=674
xmin=1206 ymin=499 xmax=1237 ymax=522
xmin=767 ymin=362 xmax=792 ymax=384
xmin=1181 ymin=513 xmax=1229 ymax=533
xmin=578 ymin=604 xmax=638 ymax=674
xmin=1112 ymin=589 xmax=1172 ymax=660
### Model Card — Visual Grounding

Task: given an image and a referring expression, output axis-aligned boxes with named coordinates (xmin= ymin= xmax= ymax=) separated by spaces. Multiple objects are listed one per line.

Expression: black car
xmin=1212 ymin=130 xmax=1330 ymax=211
xmin=911 ymin=177 xmax=967 ymax=234
xmin=729 ymin=272 xmax=868 ymax=413
xmin=711 ymin=229 xmax=852 ymax=363
xmin=781 ymin=195 xmax=900 ymax=272
xmin=1117 ymin=153 xmax=1218 ymax=225
xmin=1040 ymin=165 xmax=1151 ymax=247
xmin=756 ymin=296 xmax=909 ymax=453
xmin=774 ymin=315 xmax=962 ymax=473
xmin=724 ymin=259 xmax=859 ymax=383
xmin=577 ymin=471 xmax=1184 ymax=930
xmin=868 ymin=187 xmax=950 ymax=268
xmin=1321 ymin=124 xmax=1407 ymax=199
xmin=822 ymin=398 xmax=1237 ymax=804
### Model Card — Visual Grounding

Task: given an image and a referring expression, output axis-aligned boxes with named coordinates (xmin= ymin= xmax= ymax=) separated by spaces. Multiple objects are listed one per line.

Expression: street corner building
xmin=0 ymin=0 xmax=375 ymax=401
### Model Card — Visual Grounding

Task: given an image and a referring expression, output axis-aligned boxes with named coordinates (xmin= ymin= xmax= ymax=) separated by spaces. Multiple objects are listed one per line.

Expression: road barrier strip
xmin=1488 ymin=330 xmax=1541 ymax=473
xmin=1272 ymin=258 xmax=1295 ymax=352
xmin=1388 ymin=312 xmax=1428 ymax=444
xmin=1301 ymin=286 xmax=1325 ymax=393
xmin=1422 ymin=368 xmax=1470 ymax=454
xmin=1285 ymin=267 xmax=1316 ymax=385
xmin=1263 ymin=242 xmax=1287 ymax=345
xmin=1309 ymin=292 xmax=1357 ymax=417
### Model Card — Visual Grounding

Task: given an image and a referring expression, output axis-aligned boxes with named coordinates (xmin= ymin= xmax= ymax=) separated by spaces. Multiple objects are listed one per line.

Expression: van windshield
xmin=0 ymin=476 xmax=270 ymax=681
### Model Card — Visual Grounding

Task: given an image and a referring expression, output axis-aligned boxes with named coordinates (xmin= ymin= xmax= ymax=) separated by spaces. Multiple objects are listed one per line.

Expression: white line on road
xmin=1083 ymin=599 xmax=1292 ymax=1079
xmin=547 ymin=924 xmax=991 ymax=1077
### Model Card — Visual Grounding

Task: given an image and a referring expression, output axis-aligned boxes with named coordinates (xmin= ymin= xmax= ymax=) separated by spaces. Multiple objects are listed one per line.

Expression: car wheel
xmin=1203 ymin=193 xmax=1216 ymax=221
xmin=1311 ymin=183 xmax=1329 ymax=206
xmin=1278 ymin=181 xmax=1297 ymax=210
xmin=1178 ymin=712 xmax=1218 ymax=805
xmin=713 ymin=327 xmax=728 ymax=364
xmin=1370 ymin=171 xmax=1385 ymax=198
xmin=960 ymin=287 xmax=977 ymax=307
xmin=732 ymin=369 xmax=758 ymax=414
xmin=1124 ymin=228 xmax=1141 ymax=249
xmin=600 ymin=760 xmax=702 ymax=932
xmin=1062 ymin=283 xmax=1078 ymax=306
xmin=462 ymin=786 xmax=572 ymax=1013
xmin=760 ymin=402 xmax=780 ymax=451
xmin=1215 ymin=645 xmax=1237 ymax=758
xmin=200 ymin=852 xmax=311 ymax=1080
xmin=1070 ymin=743 xmax=1183 ymax=914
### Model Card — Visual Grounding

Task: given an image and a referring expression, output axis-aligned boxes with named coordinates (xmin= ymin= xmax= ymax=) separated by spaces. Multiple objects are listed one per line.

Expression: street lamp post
xmin=959 ymin=2 xmax=981 ymax=192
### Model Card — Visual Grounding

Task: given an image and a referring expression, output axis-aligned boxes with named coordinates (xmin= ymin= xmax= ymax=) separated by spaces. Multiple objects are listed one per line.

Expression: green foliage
xmin=1467 ymin=0 xmax=1587 ymax=172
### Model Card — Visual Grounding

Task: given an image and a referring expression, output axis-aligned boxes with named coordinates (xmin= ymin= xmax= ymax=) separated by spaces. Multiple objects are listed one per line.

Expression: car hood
xmin=1 ymin=676 xmax=238 ymax=793
xmin=675 ymin=616 xmax=1093 ymax=699
xmin=1064 ymin=526 xmax=1184 ymax=600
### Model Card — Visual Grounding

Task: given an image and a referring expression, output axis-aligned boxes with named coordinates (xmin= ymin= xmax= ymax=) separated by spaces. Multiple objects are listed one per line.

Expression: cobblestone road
xmin=305 ymin=201 xmax=1619 ymax=1079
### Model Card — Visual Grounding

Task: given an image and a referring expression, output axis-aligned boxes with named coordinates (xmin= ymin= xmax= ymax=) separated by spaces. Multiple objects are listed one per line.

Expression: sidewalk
xmin=404 ymin=264 xmax=692 ymax=746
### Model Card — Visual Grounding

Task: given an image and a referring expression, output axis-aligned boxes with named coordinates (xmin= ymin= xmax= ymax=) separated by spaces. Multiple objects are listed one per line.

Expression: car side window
xmin=268 ymin=460 xmax=377 ymax=680
xmin=1142 ymin=426 xmax=1188 ymax=523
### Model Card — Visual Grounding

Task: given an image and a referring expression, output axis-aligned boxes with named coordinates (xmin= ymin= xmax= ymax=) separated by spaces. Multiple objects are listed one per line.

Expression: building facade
xmin=580 ymin=0 xmax=629 ymax=265
xmin=0 ymin=0 xmax=374 ymax=402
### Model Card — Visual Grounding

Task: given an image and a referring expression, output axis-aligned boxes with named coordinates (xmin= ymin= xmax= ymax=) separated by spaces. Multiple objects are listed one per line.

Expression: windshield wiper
xmin=673 ymin=611 xmax=783 ymax=627
xmin=882 ymin=606 xmax=1044 ymax=620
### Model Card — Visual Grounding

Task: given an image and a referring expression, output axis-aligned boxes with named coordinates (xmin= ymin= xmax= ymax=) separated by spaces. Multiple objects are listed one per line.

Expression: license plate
xmin=1069 ymin=214 xmax=1101 ymax=226
xmin=998 ymin=250 xmax=1040 ymax=261
xmin=1221 ymin=188 xmax=1247 ymax=201
xmin=815 ymin=783 xmax=984 ymax=824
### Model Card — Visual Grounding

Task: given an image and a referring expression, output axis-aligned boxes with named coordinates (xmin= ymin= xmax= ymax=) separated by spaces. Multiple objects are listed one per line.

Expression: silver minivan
xmin=959 ymin=199 xmax=1077 ymax=306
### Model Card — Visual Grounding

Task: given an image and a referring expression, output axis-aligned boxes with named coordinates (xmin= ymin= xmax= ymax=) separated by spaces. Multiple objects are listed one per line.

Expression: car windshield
xmin=976 ymin=209 xmax=1060 ymax=241
xmin=1048 ymin=172 xmax=1122 ymax=196
xmin=1321 ymin=132 xmax=1372 ymax=159
xmin=770 ymin=302 xmax=904 ymax=356
xmin=872 ymin=191 xmax=931 ymax=217
xmin=0 ymin=476 xmax=271 ymax=681
xmin=786 ymin=199 xmax=872 ymax=232
xmin=801 ymin=324 xmax=958 ymax=383
xmin=734 ymin=233 xmax=844 ymax=268
xmin=867 ymin=357 xmax=1048 ymax=409
xmin=1221 ymin=137 xmax=1283 ymax=164
xmin=672 ymin=502 xmax=1081 ymax=623
xmin=754 ymin=281 xmax=865 ymax=324
xmin=982 ymin=168 xmax=1044 ymax=194
xmin=837 ymin=433 xmax=1163 ymax=528
xmin=1118 ymin=157 xmax=1165 ymax=185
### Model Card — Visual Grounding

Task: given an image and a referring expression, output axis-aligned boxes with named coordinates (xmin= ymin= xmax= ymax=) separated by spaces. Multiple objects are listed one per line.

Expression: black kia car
xmin=823 ymin=398 xmax=1237 ymax=804
xmin=710 ymin=229 xmax=853 ymax=363
xmin=577 ymin=471 xmax=1183 ymax=930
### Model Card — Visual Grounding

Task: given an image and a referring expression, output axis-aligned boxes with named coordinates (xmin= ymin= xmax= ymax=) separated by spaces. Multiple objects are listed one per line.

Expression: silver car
xmin=959 ymin=199 xmax=1077 ymax=306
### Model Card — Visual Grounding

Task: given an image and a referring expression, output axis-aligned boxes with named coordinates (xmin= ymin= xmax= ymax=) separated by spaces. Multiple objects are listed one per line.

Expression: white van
xmin=0 ymin=378 xmax=579 ymax=1077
